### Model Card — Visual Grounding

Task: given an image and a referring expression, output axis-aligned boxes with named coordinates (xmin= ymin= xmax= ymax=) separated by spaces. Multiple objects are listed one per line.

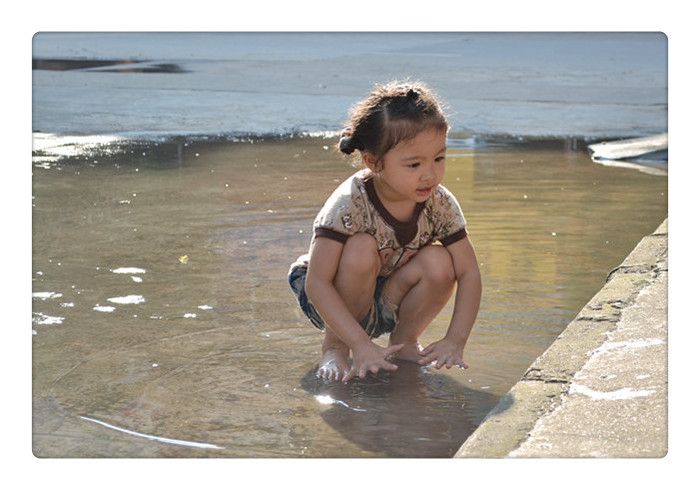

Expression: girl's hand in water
xmin=341 ymin=342 xmax=405 ymax=383
xmin=418 ymin=339 xmax=468 ymax=370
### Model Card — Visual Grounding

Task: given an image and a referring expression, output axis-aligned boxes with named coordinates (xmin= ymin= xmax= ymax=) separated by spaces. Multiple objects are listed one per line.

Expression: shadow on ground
xmin=300 ymin=360 xmax=504 ymax=457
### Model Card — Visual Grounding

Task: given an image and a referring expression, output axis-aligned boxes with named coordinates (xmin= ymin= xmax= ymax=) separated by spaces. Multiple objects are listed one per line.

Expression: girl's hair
xmin=338 ymin=80 xmax=449 ymax=166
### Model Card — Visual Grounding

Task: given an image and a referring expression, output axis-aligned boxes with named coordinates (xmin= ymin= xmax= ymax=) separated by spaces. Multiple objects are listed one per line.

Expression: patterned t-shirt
xmin=298 ymin=169 xmax=467 ymax=277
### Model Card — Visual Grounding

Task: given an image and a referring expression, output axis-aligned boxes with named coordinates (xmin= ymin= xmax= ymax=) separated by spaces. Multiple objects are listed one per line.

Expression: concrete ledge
xmin=455 ymin=218 xmax=668 ymax=458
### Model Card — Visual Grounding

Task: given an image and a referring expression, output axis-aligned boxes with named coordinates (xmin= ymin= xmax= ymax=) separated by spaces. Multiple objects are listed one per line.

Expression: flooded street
xmin=32 ymin=136 xmax=667 ymax=457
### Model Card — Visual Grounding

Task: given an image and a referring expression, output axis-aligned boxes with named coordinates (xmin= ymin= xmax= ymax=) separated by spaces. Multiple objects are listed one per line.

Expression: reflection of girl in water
xmin=299 ymin=360 xmax=496 ymax=457
xmin=289 ymin=80 xmax=482 ymax=383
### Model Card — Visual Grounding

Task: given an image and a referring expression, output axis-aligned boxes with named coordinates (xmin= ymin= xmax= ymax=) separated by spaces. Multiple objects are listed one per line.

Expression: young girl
xmin=289 ymin=80 xmax=481 ymax=383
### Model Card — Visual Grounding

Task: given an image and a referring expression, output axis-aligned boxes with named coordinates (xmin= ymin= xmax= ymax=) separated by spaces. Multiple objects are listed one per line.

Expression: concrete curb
xmin=455 ymin=218 xmax=668 ymax=458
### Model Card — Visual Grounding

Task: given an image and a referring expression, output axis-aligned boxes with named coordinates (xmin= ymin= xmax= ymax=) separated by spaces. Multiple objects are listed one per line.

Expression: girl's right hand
xmin=341 ymin=342 xmax=405 ymax=383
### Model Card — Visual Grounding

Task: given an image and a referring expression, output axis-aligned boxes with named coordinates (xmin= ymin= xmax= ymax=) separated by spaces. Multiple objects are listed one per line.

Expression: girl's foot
xmin=388 ymin=340 xmax=423 ymax=363
xmin=317 ymin=348 xmax=351 ymax=381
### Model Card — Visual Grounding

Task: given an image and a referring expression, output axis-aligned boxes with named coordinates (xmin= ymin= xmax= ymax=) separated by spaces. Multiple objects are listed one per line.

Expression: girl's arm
xmin=419 ymin=235 xmax=482 ymax=369
xmin=305 ymin=236 xmax=403 ymax=381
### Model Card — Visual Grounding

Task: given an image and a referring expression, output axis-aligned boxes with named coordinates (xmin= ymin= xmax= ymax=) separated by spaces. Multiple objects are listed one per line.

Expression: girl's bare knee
xmin=421 ymin=246 xmax=456 ymax=287
xmin=339 ymin=233 xmax=380 ymax=276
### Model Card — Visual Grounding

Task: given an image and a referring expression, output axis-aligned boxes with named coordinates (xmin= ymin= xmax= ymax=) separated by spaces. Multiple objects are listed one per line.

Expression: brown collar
xmin=364 ymin=175 xmax=425 ymax=247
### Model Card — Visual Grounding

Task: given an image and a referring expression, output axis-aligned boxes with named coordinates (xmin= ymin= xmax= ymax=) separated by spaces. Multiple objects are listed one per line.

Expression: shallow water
xmin=32 ymin=135 xmax=667 ymax=457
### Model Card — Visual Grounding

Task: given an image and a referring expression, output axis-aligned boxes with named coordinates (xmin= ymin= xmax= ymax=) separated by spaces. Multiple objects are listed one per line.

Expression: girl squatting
xmin=289 ymin=80 xmax=482 ymax=383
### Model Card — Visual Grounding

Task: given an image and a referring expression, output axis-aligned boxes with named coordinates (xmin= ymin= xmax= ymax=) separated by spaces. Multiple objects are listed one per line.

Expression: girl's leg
xmin=384 ymin=245 xmax=456 ymax=362
xmin=317 ymin=233 xmax=381 ymax=380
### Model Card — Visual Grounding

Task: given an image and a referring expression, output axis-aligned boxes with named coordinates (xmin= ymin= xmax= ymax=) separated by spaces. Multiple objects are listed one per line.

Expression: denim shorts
xmin=288 ymin=264 xmax=398 ymax=339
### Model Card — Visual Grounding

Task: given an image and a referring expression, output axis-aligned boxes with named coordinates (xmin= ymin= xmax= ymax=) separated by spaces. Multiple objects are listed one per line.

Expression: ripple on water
xmin=107 ymin=295 xmax=145 ymax=305
xmin=110 ymin=267 xmax=147 ymax=274
xmin=33 ymin=291 xmax=63 ymax=300
xmin=93 ymin=305 xmax=116 ymax=312
xmin=33 ymin=313 xmax=65 ymax=325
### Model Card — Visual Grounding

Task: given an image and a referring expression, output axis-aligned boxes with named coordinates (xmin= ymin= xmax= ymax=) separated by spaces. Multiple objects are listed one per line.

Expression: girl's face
xmin=366 ymin=128 xmax=447 ymax=206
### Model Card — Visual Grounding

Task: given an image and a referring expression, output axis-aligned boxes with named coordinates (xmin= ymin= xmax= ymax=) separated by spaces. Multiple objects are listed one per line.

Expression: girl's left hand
xmin=418 ymin=339 xmax=468 ymax=370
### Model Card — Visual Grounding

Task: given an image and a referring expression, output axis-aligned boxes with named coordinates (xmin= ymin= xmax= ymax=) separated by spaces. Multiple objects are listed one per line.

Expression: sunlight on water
xmin=80 ymin=416 xmax=226 ymax=450
xmin=107 ymin=294 xmax=146 ymax=304
xmin=111 ymin=267 xmax=147 ymax=274
xmin=32 ymin=136 xmax=666 ymax=457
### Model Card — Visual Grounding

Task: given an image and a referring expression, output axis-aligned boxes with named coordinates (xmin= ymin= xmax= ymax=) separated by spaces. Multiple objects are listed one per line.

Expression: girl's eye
xmin=435 ymin=156 xmax=445 ymax=163
xmin=409 ymin=162 xmax=420 ymax=168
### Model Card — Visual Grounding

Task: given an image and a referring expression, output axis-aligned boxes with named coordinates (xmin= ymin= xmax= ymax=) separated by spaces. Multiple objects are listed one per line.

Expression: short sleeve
xmin=313 ymin=173 xmax=372 ymax=243
xmin=426 ymin=185 xmax=467 ymax=245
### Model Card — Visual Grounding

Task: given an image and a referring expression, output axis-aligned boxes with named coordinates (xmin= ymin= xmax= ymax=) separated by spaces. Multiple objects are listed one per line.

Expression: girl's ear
xmin=362 ymin=152 xmax=380 ymax=172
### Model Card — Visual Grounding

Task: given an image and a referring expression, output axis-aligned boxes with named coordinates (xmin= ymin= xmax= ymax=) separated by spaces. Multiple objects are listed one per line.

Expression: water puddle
xmin=32 ymin=135 xmax=667 ymax=457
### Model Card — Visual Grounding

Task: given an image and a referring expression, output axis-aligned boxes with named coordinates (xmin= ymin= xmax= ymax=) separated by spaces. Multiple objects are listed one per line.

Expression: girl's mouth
xmin=417 ymin=186 xmax=432 ymax=197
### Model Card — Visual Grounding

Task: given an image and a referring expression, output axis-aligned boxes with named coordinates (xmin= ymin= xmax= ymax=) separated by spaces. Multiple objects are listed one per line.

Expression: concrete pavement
xmin=455 ymin=219 xmax=668 ymax=458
